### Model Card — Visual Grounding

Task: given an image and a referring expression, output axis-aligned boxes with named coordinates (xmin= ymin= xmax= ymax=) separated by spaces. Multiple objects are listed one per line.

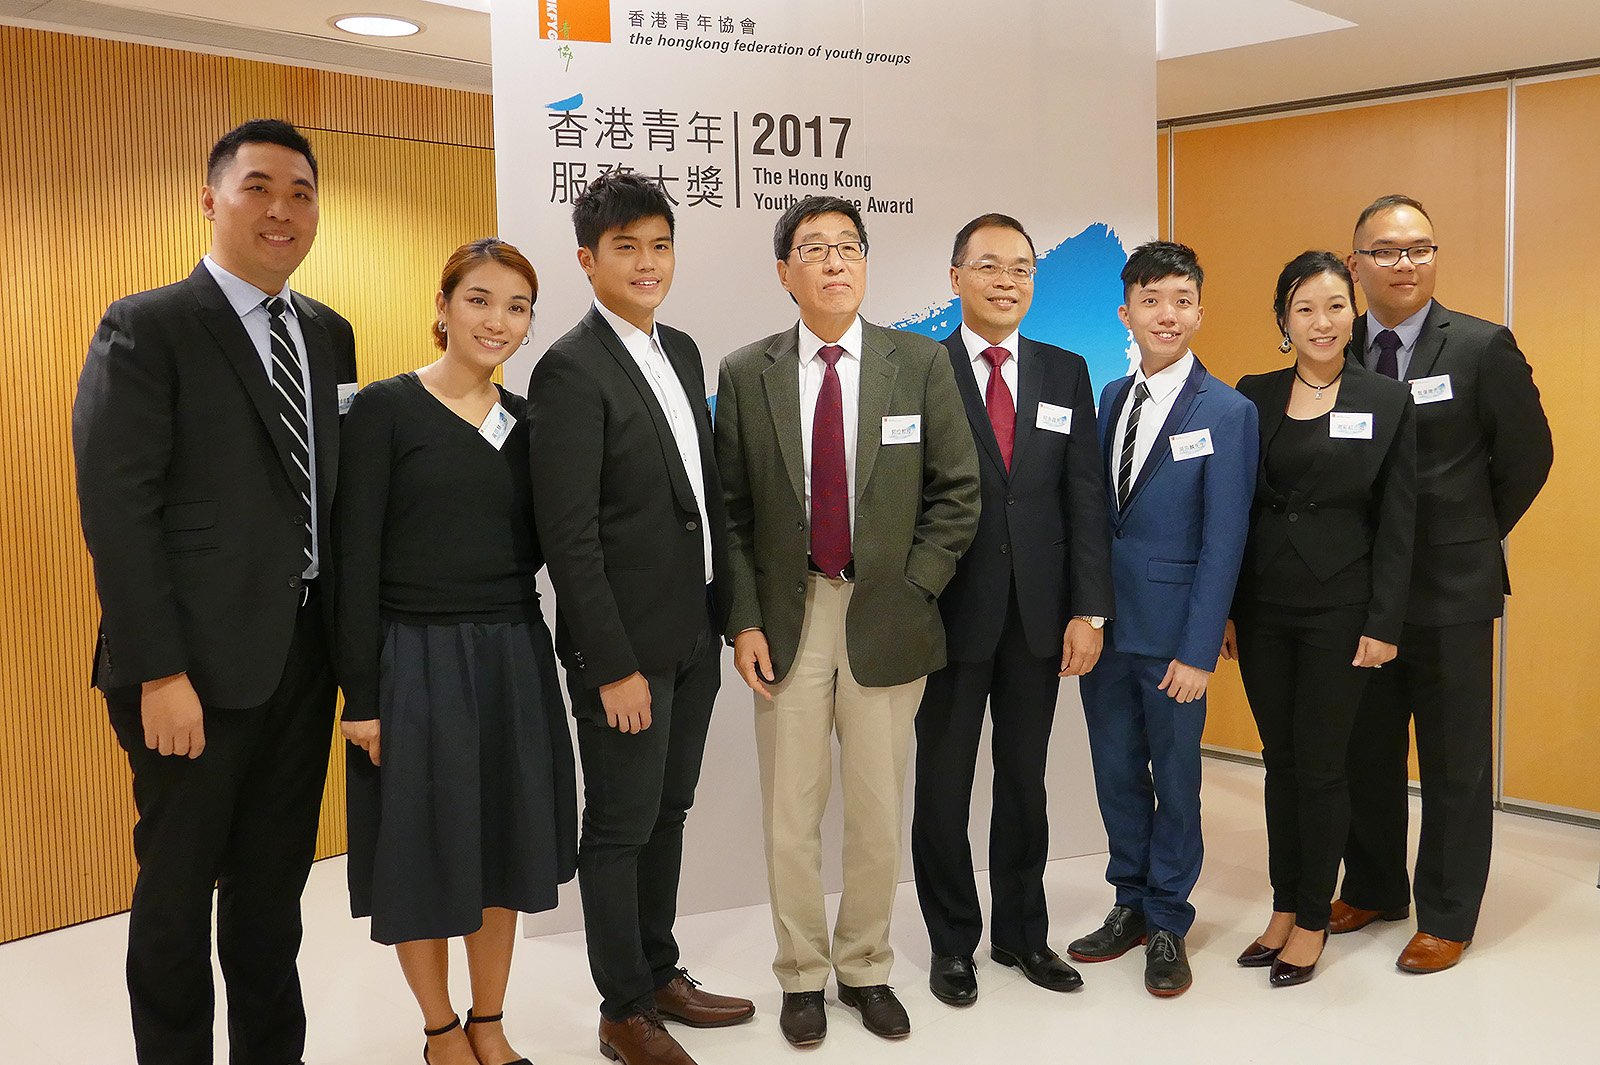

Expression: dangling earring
xmin=1279 ymin=335 xmax=1293 ymax=354
xmin=521 ymin=335 xmax=531 ymax=346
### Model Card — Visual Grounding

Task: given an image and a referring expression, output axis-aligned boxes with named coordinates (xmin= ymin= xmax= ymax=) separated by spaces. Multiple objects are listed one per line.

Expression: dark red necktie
xmin=810 ymin=344 xmax=851 ymax=578
xmin=982 ymin=346 xmax=1016 ymax=471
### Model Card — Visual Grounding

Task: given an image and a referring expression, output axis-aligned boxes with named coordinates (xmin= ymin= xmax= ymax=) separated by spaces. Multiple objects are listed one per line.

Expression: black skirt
xmin=346 ymin=619 xmax=578 ymax=944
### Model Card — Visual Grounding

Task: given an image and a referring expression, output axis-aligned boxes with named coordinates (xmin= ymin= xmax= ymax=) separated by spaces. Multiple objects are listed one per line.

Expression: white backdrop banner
xmin=492 ymin=0 xmax=1158 ymax=935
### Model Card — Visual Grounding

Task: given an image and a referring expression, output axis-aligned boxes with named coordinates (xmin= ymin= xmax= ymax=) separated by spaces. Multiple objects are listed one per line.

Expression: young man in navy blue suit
xmin=1069 ymin=242 xmax=1258 ymax=996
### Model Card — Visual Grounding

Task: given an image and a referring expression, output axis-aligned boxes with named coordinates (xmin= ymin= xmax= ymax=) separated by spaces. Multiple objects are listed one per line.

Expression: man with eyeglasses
xmin=1331 ymin=194 xmax=1552 ymax=974
xmin=909 ymin=214 xmax=1113 ymax=1007
xmin=715 ymin=195 xmax=979 ymax=1046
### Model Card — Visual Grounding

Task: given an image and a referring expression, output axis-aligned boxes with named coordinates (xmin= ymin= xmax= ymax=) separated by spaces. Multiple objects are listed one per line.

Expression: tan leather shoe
xmin=1328 ymin=899 xmax=1410 ymax=934
xmin=1396 ymin=932 xmax=1470 ymax=974
xmin=598 ymin=1010 xmax=698 ymax=1065
xmin=653 ymin=970 xmax=755 ymax=1027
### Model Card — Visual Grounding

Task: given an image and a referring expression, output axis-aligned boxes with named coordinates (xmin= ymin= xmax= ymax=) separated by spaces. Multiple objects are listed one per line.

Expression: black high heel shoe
xmin=1268 ymin=928 xmax=1328 ymax=987
xmin=423 ymin=1016 xmax=460 ymax=1063
xmin=1236 ymin=939 xmax=1282 ymax=967
xmin=465 ymin=1010 xmax=533 ymax=1065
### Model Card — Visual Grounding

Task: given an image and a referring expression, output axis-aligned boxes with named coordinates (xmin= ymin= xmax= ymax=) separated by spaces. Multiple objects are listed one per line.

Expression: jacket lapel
xmin=1008 ymin=337 xmax=1045 ymax=481
xmin=1122 ymin=358 xmax=1208 ymax=514
xmin=855 ymin=323 xmax=898 ymax=494
xmin=944 ymin=331 xmax=1008 ymax=479
xmin=187 ymin=264 xmax=303 ymax=490
xmin=582 ymin=308 xmax=698 ymax=514
xmin=1405 ymin=301 xmax=1449 ymax=381
xmin=760 ymin=328 xmax=807 ymax=508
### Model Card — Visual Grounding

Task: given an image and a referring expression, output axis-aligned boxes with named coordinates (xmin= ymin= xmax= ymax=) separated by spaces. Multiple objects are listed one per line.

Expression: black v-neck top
xmin=335 ymin=372 xmax=542 ymax=719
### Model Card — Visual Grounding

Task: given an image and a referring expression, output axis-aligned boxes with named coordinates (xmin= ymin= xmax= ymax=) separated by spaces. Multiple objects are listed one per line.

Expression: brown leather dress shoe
xmin=1327 ymin=899 xmax=1410 ymax=934
xmin=653 ymin=970 xmax=756 ymax=1027
xmin=598 ymin=1010 xmax=698 ymax=1065
xmin=1397 ymin=932 xmax=1470 ymax=974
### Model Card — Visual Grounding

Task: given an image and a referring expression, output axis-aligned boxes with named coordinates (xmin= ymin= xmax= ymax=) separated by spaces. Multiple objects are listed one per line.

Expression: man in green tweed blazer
xmin=715 ymin=195 xmax=980 ymax=1047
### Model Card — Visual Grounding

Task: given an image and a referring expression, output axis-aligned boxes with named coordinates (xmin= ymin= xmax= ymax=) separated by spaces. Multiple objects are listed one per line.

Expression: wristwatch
xmin=1075 ymin=615 xmax=1106 ymax=630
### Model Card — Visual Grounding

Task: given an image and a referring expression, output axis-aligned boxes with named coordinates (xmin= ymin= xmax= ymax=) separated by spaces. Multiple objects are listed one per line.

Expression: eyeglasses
xmin=1355 ymin=245 xmax=1438 ymax=268
xmin=792 ymin=240 xmax=867 ymax=263
xmin=958 ymin=260 xmax=1037 ymax=282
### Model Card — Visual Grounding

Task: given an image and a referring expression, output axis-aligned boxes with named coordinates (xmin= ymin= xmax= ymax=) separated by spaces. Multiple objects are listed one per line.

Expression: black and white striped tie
xmin=1117 ymin=381 xmax=1150 ymax=511
xmin=263 ymin=297 xmax=313 ymax=570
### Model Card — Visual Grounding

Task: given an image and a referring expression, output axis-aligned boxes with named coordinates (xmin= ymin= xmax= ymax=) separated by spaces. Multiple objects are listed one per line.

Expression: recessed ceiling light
xmin=332 ymin=14 xmax=423 ymax=38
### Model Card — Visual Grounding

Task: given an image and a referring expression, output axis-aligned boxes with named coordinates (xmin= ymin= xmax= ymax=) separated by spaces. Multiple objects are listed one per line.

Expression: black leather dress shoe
xmin=1144 ymin=930 xmax=1192 ymax=997
xmin=779 ymin=990 xmax=827 ymax=1046
xmin=990 ymin=945 xmax=1083 ymax=992
xmin=928 ymin=954 xmax=977 ymax=1006
xmin=1068 ymin=905 xmax=1148 ymax=962
xmin=836 ymin=983 xmax=910 ymax=1039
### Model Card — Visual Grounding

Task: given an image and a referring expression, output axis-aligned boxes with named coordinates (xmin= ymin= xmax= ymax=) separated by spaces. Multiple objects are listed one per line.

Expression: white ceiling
xmin=4 ymin=0 xmax=1599 ymax=117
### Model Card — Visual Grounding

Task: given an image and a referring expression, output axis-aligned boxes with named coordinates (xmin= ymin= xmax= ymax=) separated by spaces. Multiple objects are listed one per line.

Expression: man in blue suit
xmin=1068 ymin=242 xmax=1257 ymax=996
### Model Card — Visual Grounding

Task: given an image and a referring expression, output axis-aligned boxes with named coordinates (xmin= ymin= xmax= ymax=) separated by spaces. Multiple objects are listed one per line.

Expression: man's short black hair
xmin=1120 ymin=240 xmax=1204 ymax=300
xmin=951 ymin=213 xmax=1036 ymax=267
xmin=206 ymin=119 xmax=318 ymax=186
xmin=773 ymin=196 xmax=868 ymax=262
xmin=1353 ymin=194 xmax=1432 ymax=242
xmin=1273 ymin=250 xmax=1355 ymax=334
xmin=572 ymin=172 xmax=676 ymax=251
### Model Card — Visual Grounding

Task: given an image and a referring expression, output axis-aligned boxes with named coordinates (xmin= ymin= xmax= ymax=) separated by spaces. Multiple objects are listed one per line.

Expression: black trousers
xmin=911 ymin=589 xmax=1060 ymax=957
xmin=1339 ymin=620 xmax=1494 ymax=942
xmin=1236 ymin=602 xmax=1370 ymax=932
xmin=571 ymin=618 xmax=719 ymax=1020
xmin=106 ymin=594 xmax=335 ymax=1065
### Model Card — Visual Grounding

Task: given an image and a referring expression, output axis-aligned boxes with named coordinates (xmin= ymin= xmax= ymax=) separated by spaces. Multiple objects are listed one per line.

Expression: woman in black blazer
xmin=1222 ymin=251 xmax=1416 ymax=987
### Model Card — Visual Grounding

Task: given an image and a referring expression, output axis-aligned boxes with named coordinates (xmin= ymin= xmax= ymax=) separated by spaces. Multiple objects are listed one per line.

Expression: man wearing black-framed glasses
xmin=1333 ymin=194 xmax=1552 ymax=975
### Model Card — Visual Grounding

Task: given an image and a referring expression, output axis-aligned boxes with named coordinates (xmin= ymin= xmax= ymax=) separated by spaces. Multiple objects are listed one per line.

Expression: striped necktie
xmin=1117 ymin=381 xmax=1150 ymax=511
xmin=263 ymin=297 xmax=313 ymax=570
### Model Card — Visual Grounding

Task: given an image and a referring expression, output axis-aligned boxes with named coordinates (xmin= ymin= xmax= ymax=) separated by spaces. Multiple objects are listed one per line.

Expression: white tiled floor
xmin=3 ymin=758 xmax=1596 ymax=1063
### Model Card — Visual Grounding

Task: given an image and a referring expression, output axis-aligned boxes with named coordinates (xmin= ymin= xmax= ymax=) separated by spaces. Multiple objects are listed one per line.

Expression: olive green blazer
xmin=715 ymin=319 xmax=980 ymax=686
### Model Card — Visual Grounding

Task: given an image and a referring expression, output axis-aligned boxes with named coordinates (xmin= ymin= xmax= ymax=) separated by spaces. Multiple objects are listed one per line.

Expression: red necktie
xmin=982 ymin=346 xmax=1015 ymax=471
xmin=810 ymin=344 xmax=851 ymax=578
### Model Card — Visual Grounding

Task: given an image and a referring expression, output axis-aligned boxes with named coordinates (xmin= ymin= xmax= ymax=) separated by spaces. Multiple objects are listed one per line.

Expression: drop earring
xmin=1279 ymin=335 xmax=1293 ymax=354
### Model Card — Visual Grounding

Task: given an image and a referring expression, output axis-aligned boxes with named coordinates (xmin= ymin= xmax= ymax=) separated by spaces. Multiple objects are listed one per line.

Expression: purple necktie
xmin=810 ymin=345 xmax=850 ymax=578
xmin=1374 ymin=328 xmax=1401 ymax=379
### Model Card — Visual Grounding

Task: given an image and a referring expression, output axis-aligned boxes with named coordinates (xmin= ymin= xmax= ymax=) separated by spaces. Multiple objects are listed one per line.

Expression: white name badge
xmin=1035 ymin=401 xmax=1073 ymax=434
xmin=882 ymin=414 xmax=921 ymax=444
xmin=337 ymin=381 xmax=359 ymax=414
xmin=1411 ymin=374 xmax=1454 ymax=404
xmin=1169 ymin=428 xmax=1214 ymax=460
xmin=479 ymin=402 xmax=515 ymax=450
xmin=1329 ymin=412 xmax=1374 ymax=439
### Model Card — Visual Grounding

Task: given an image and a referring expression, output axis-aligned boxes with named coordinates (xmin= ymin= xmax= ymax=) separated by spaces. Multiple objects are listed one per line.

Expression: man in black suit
xmin=72 ymin=119 xmax=356 ymax=1065
xmin=1331 ymin=194 xmax=1553 ymax=973
xmin=527 ymin=172 xmax=753 ymax=1065
xmin=912 ymin=214 xmax=1114 ymax=1006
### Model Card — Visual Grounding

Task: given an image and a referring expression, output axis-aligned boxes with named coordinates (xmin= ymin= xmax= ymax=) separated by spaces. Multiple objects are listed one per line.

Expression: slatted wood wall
xmin=0 ymin=24 xmax=496 ymax=943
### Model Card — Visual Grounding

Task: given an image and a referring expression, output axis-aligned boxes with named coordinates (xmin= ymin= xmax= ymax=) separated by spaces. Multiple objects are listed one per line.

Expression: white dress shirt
xmin=1111 ymin=350 xmax=1195 ymax=501
xmin=593 ymin=299 xmax=712 ymax=581
xmin=1361 ymin=300 xmax=1432 ymax=380
xmin=961 ymin=324 xmax=1020 ymax=401
xmin=798 ymin=316 xmax=863 ymax=534
xmin=201 ymin=254 xmax=320 ymax=578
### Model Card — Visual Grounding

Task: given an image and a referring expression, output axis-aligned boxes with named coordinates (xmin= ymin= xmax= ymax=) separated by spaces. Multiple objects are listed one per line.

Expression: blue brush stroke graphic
xmin=546 ymin=93 xmax=585 ymax=111
xmin=892 ymin=223 xmax=1134 ymax=400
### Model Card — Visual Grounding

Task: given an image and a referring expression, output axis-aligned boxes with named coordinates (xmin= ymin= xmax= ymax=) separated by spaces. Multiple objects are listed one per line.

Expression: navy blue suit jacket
xmin=1096 ymin=357 xmax=1257 ymax=671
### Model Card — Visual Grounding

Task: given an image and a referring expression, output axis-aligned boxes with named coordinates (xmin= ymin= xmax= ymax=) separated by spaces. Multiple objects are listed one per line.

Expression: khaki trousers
xmin=754 ymin=575 xmax=925 ymax=991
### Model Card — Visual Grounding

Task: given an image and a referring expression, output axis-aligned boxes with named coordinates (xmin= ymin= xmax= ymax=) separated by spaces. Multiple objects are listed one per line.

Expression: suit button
xmin=685 ymin=520 xmax=698 ymax=531
xmin=797 ymin=520 xmax=806 ymax=531
xmin=287 ymin=575 xmax=302 ymax=589
xmin=795 ymin=582 xmax=805 ymax=595
xmin=289 ymin=515 xmax=302 ymax=527
xmin=1006 ymin=496 xmax=1016 ymax=505
xmin=1000 ymin=543 xmax=1010 ymax=554
xmin=1115 ymin=528 xmax=1124 ymax=539
xmin=1307 ymin=503 xmax=1318 ymax=512
xmin=1288 ymin=513 xmax=1300 ymax=523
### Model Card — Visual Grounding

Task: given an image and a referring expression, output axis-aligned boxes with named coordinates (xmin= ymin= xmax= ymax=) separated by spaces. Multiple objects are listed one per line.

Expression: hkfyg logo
xmin=540 ymin=0 xmax=612 ymax=43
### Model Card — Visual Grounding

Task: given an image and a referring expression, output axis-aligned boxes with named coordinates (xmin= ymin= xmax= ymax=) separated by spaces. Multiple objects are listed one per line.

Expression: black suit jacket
xmin=1236 ymin=363 xmax=1417 ymax=643
xmin=72 ymin=262 xmax=357 ymax=708
xmin=936 ymin=331 xmax=1114 ymax=661
xmin=527 ymin=306 xmax=728 ymax=696
xmin=1347 ymin=302 xmax=1553 ymax=626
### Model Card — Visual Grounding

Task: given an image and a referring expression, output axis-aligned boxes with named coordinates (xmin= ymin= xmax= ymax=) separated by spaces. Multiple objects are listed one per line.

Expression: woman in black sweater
xmin=336 ymin=239 xmax=576 ymax=1065
xmin=1224 ymin=252 xmax=1416 ymax=988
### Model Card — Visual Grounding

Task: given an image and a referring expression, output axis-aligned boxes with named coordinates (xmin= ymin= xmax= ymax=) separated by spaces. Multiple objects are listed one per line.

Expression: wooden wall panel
xmin=0 ymin=24 xmax=493 ymax=943
xmin=1168 ymin=90 xmax=1510 ymax=752
xmin=1502 ymin=74 xmax=1600 ymax=813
